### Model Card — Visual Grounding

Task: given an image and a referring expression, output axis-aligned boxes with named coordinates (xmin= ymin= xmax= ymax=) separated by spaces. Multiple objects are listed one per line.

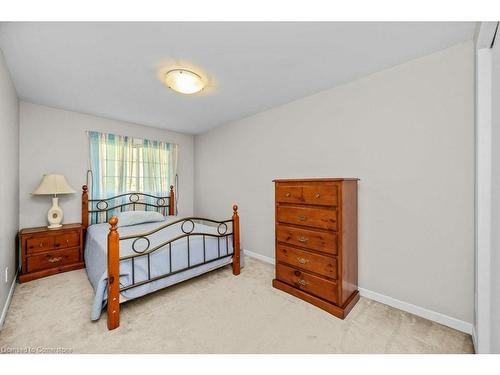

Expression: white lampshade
xmin=32 ymin=174 xmax=75 ymax=196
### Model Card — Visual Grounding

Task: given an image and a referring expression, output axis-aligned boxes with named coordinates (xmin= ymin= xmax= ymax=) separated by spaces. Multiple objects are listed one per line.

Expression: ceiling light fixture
xmin=164 ymin=68 xmax=205 ymax=95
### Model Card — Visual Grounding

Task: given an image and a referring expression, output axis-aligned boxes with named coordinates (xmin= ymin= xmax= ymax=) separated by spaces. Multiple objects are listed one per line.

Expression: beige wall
xmin=0 ymin=49 xmax=19 ymax=323
xmin=194 ymin=42 xmax=475 ymax=323
xmin=19 ymin=102 xmax=194 ymax=228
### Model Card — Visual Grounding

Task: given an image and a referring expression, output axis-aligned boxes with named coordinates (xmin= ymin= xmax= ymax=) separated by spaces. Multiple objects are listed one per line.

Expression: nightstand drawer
xmin=27 ymin=247 xmax=81 ymax=273
xmin=26 ymin=236 xmax=54 ymax=254
xmin=55 ymin=232 xmax=79 ymax=249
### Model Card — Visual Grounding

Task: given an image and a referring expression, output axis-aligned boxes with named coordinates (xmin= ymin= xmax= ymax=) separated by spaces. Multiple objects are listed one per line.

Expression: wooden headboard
xmin=81 ymin=185 xmax=175 ymax=230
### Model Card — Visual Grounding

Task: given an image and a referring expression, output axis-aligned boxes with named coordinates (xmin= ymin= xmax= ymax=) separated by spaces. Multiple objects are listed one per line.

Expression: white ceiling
xmin=0 ymin=22 xmax=475 ymax=134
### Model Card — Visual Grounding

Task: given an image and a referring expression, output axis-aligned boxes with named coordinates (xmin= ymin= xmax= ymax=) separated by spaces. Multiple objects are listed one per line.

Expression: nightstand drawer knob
xmin=48 ymin=256 xmax=62 ymax=263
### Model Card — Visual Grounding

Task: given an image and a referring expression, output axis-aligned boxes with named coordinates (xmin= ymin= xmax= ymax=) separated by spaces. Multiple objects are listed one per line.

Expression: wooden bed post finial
xmin=169 ymin=185 xmax=175 ymax=216
xmin=232 ymin=204 xmax=240 ymax=276
xmin=82 ymin=185 xmax=89 ymax=230
xmin=107 ymin=216 xmax=120 ymax=330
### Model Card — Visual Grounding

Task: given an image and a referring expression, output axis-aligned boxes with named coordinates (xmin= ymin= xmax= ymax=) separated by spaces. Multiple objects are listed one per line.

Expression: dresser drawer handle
xmin=39 ymin=242 xmax=44 ymax=247
xmin=298 ymin=215 xmax=307 ymax=221
xmin=297 ymin=279 xmax=307 ymax=287
xmin=285 ymin=192 xmax=291 ymax=197
xmin=315 ymin=193 xmax=321 ymax=199
xmin=297 ymin=257 xmax=309 ymax=265
xmin=298 ymin=236 xmax=309 ymax=243
xmin=48 ymin=257 xmax=63 ymax=263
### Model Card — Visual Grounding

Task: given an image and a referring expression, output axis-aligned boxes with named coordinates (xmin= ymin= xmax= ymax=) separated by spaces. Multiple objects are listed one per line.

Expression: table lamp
xmin=32 ymin=174 xmax=76 ymax=229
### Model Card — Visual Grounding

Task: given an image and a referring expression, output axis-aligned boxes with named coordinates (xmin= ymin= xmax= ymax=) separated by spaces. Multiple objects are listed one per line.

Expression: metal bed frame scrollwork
xmin=81 ymin=185 xmax=241 ymax=330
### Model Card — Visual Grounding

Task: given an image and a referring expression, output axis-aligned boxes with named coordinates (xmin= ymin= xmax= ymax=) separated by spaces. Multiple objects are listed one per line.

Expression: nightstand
xmin=18 ymin=223 xmax=84 ymax=283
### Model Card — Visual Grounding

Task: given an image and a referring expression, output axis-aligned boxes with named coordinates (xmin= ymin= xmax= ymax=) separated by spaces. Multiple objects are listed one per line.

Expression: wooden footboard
xmin=106 ymin=205 xmax=241 ymax=330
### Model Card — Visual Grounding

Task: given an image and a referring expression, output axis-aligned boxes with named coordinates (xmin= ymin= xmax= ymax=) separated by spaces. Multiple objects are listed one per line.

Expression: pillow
xmin=115 ymin=211 xmax=165 ymax=228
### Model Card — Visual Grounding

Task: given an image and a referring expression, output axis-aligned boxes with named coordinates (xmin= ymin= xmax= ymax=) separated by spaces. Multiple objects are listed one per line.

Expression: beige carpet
xmin=0 ymin=257 xmax=473 ymax=353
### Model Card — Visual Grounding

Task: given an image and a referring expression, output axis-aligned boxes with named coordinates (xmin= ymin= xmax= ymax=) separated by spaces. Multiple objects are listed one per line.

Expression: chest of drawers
xmin=19 ymin=223 xmax=85 ymax=283
xmin=272 ymin=178 xmax=359 ymax=319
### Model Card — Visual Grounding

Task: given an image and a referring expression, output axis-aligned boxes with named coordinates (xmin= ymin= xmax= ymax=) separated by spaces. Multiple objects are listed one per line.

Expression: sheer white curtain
xmin=88 ymin=131 xmax=178 ymax=199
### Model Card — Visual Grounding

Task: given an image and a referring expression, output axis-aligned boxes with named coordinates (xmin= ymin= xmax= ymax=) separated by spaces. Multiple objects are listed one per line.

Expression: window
xmin=88 ymin=131 xmax=178 ymax=199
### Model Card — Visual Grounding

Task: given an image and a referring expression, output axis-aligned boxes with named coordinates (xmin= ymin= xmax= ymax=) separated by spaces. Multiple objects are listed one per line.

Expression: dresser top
xmin=273 ymin=177 xmax=359 ymax=182
xmin=19 ymin=223 xmax=83 ymax=235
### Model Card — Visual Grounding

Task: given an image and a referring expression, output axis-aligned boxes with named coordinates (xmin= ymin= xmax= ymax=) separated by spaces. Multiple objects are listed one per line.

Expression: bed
xmin=82 ymin=185 xmax=241 ymax=330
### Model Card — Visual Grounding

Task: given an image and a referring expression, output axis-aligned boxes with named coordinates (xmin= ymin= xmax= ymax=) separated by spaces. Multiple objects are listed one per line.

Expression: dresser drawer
xmin=276 ymin=183 xmax=338 ymax=206
xmin=277 ymin=206 xmax=337 ymax=231
xmin=276 ymin=244 xmax=337 ymax=279
xmin=276 ymin=224 xmax=337 ymax=255
xmin=276 ymin=263 xmax=338 ymax=304
xmin=27 ymin=247 xmax=81 ymax=273
xmin=55 ymin=232 xmax=80 ymax=249
xmin=26 ymin=236 xmax=55 ymax=254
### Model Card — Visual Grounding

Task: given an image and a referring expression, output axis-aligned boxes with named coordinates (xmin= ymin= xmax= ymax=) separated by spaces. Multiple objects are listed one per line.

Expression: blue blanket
xmin=85 ymin=216 xmax=243 ymax=320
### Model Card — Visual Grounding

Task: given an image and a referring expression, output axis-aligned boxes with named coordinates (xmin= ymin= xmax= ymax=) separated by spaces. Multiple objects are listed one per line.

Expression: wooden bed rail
xmin=106 ymin=204 xmax=241 ymax=330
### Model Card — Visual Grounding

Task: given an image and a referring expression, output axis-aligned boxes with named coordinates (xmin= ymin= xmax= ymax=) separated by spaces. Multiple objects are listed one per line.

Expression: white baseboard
xmin=0 ymin=273 xmax=17 ymax=329
xmin=244 ymin=249 xmax=473 ymax=335
xmin=472 ymin=325 xmax=478 ymax=353
xmin=358 ymin=287 xmax=473 ymax=334
xmin=244 ymin=249 xmax=275 ymax=265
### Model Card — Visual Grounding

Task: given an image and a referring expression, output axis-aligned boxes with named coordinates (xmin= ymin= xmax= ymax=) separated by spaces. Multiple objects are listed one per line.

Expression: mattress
xmin=84 ymin=216 xmax=242 ymax=320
